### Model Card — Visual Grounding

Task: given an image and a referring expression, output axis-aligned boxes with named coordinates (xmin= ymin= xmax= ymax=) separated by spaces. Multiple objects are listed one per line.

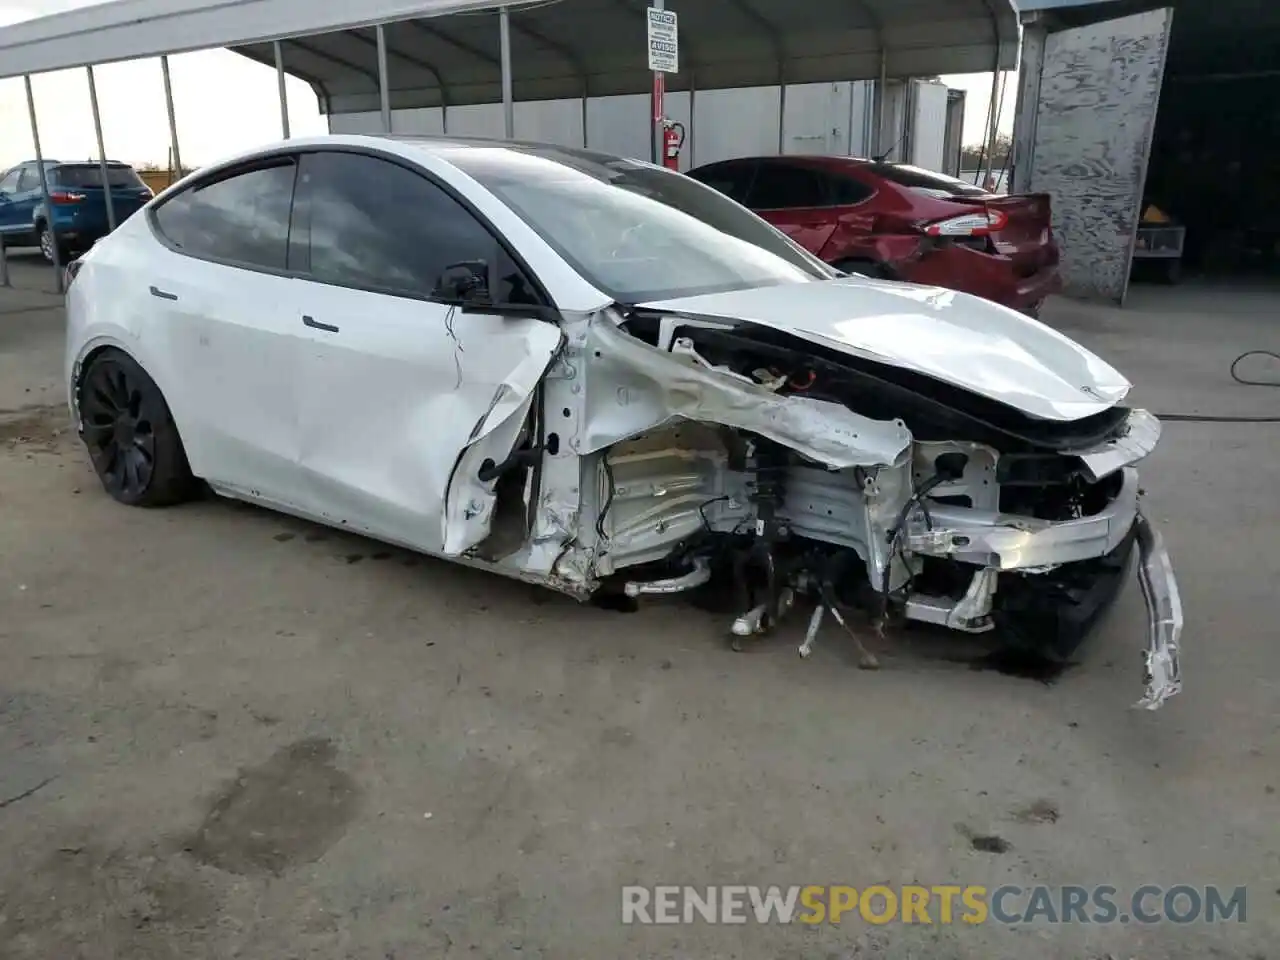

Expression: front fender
xmin=580 ymin=317 xmax=912 ymax=470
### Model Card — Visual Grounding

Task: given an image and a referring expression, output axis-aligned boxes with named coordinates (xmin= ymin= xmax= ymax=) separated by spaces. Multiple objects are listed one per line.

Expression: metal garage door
xmin=1030 ymin=8 xmax=1174 ymax=304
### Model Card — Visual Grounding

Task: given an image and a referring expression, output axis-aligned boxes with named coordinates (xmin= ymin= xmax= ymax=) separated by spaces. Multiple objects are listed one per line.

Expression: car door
xmin=145 ymin=156 xmax=311 ymax=511
xmin=14 ymin=165 xmax=44 ymax=234
xmin=0 ymin=166 xmax=23 ymax=236
xmin=743 ymin=160 xmax=840 ymax=255
xmin=289 ymin=149 xmax=562 ymax=557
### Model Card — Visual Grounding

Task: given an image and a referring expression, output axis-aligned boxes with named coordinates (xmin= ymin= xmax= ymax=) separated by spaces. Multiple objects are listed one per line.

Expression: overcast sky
xmin=0 ymin=0 xmax=1016 ymax=170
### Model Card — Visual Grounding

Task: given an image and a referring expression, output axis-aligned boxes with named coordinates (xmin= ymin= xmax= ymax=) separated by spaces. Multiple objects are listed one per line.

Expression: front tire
xmin=78 ymin=349 xmax=195 ymax=506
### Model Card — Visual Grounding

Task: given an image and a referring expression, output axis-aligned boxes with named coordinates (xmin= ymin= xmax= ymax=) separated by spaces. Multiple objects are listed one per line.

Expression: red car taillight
xmin=49 ymin=190 xmax=86 ymax=204
xmin=924 ymin=209 xmax=1008 ymax=237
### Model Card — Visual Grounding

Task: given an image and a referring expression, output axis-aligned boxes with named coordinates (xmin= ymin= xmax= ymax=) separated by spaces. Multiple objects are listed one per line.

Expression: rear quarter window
xmin=151 ymin=160 xmax=297 ymax=271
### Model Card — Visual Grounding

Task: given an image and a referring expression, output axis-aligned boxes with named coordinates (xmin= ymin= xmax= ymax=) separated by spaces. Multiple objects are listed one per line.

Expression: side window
xmin=298 ymin=151 xmax=535 ymax=303
xmin=689 ymin=161 xmax=757 ymax=205
xmin=827 ymin=173 xmax=876 ymax=206
xmin=0 ymin=167 xmax=20 ymax=193
xmin=151 ymin=160 xmax=296 ymax=270
xmin=16 ymin=166 xmax=41 ymax=193
xmin=745 ymin=163 xmax=828 ymax=210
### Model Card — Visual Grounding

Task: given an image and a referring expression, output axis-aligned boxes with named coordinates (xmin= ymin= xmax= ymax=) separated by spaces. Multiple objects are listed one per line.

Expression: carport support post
xmin=499 ymin=7 xmax=514 ymax=139
xmin=376 ymin=24 xmax=392 ymax=133
xmin=160 ymin=56 xmax=183 ymax=183
xmin=25 ymin=75 xmax=63 ymax=293
xmin=86 ymin=66 xmax=116 ymax=233
xmin=650 ymin=0 xmax=664 ymax=165
xmin=777 ymin=73 xmax=787 ymax=154
xmin=273 ymin=41 xmax=291 ymax=138
xmin=873 ymin=50 xmax=887 ymax=157
xmin=687 ymin=71 xmax=696 ymax=167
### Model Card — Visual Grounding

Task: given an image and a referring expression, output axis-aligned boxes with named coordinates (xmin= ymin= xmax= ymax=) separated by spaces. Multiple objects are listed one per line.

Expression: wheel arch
xmin=70 ymin=337 xmax=189 ymax=448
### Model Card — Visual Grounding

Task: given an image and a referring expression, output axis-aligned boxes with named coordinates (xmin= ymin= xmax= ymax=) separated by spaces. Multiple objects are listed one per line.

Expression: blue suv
xmin=0 ymin=160 xmax=153 ymax=264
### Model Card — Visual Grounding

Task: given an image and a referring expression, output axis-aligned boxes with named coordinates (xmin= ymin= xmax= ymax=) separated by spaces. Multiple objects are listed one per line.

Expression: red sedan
xmin=687 ymin=156 xmax=1061 ymax=315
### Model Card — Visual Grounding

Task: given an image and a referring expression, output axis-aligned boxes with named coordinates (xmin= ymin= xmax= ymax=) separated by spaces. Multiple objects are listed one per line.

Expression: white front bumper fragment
xmin=1133 ymin=511 xmax=1183 ymax=709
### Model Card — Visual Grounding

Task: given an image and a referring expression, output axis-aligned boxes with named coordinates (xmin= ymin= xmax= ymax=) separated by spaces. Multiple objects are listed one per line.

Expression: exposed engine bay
xmin=532 ymin=306 xmax=1182 ymax=711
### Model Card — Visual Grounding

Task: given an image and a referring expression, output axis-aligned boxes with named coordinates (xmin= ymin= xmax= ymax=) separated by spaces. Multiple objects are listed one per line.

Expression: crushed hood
xmin=639 ymin=277 xmax=1131 ymax=422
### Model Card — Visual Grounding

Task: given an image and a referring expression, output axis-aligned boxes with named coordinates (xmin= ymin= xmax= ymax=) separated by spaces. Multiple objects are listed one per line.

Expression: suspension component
xmin=729 ymin=440 xmax=794 ymax=649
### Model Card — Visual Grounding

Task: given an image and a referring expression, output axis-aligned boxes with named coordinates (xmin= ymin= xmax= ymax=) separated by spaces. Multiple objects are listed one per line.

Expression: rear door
xmin=290 ymin=150 xmax=561 ymax=557
xmin=743 ymin=160 xmax=839 ymax=255
xmin=146 ymin=157 xmax=309 ymax=508
xmin=8 ymin=165 xmax=40 ymax=236
xmin=1026 ymin=8 xmax=1174 ymax=303
xmin=0 ymin=166 xmax=23 ymax=235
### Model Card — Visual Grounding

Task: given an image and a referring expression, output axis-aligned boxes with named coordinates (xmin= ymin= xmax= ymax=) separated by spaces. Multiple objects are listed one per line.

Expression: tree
xmin=960 ymin=133 xmax=1012 ymax=171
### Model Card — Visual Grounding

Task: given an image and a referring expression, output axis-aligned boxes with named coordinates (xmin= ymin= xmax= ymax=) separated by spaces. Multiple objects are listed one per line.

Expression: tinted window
xmin=299 ymin=151 xmax=531 ymax=303
xmin=688 ymin=161 xmax=757 ymax=204
xmin=447 ymin=145 xmax=832 ymax=303
xmin=54 ymin=163 xmax=145 ymax=188
xmin=864 ymin=162 xmax=989 ymax=198
xmin=152 ymin=160 xmax=296 ymax=269
xmin=746 ymin=163 xmax=828 ymax=209
xmin=828 ymin=173 xmax=875 ymax=206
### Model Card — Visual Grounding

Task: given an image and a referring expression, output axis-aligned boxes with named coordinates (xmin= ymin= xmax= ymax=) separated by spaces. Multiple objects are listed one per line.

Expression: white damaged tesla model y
xmin=63 ymin=135 xmax=1181 ymax=708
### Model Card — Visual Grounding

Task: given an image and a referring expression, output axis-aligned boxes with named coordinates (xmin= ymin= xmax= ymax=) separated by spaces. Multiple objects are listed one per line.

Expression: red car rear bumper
xmin=889 ymin=239 xmax=1062 ymax=313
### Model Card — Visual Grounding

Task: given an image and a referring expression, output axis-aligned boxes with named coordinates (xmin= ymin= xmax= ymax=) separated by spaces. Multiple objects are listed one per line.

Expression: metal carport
xmin=1 ymin=0 xmax=1018 ymax=129
xmin=0 ymin=0 xmax=1017 ymax=289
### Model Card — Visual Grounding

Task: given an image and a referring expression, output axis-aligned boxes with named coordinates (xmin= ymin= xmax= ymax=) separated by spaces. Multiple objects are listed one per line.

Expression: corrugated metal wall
xmin=1025 ymin=8 xmax=1174 ymax=303
xmin=910 ymin=80 xmax=951 ymax=171
xmin=328 ymin=81 xmax=880 ymax=170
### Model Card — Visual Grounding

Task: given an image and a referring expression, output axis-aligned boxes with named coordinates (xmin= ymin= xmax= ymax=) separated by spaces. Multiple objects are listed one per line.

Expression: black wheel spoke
xmin=123 ymin=449 xmax=140 ymax=493
xmin=89 ymin=378 xmax=119 ymax=414
xmin=112 ymin=368 xmax=132 ymax=410
xmin=134 ymin=451 xmax=154 ymax=487
xmin=101 ymin=442 xmax=121 ymax=483
xmin=82 ymin=421 xmax=113 ymax=447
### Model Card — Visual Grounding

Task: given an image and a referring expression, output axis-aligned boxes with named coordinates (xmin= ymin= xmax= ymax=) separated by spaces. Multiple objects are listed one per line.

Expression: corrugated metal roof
xmin=0 ymin=0 xmax=1018 ymax=109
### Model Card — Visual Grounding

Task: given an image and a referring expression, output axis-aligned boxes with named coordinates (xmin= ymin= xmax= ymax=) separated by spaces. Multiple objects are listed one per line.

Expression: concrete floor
xmin=1 ymin=252 xmax=1278 ymax=959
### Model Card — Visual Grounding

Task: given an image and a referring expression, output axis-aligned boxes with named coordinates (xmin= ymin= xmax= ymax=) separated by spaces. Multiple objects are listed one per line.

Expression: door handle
xmin=149 ymin=285 xmax=178 ymax=301
xmin=302 ymin=314 xmax=339 ymax=333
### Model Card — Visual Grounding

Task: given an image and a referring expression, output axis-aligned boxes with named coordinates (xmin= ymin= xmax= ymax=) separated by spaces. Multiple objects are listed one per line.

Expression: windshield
xmin=865 ymin=162 xmax=990 ymax=198
xmin=446 ymin=145 xmax=834 ymax=303
xmin=53 ymin=163 xmax=145 ymax=188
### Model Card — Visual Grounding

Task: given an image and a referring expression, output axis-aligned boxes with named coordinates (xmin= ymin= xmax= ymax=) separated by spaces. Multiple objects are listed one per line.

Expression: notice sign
xmin=646 ymin=8 xmax=679 ymax=73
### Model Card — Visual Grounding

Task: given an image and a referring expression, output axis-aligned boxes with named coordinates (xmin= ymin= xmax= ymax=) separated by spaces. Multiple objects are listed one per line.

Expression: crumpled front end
xmin=556 ymin=307 xmax=1182 ymax=709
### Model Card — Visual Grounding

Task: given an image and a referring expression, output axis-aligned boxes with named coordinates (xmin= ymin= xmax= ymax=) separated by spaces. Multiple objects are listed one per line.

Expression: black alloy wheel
xmin=79 ymin=349 xmax=193 ymax=506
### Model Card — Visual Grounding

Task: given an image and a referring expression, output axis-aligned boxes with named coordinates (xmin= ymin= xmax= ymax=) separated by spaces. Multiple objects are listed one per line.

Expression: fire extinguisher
xmin=662 ymin=119 xmax=686 ymax=171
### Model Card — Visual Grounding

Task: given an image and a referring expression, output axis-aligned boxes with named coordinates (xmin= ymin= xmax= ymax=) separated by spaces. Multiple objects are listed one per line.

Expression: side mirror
xmin=435 ymin=259 xmax=491 ymax=305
